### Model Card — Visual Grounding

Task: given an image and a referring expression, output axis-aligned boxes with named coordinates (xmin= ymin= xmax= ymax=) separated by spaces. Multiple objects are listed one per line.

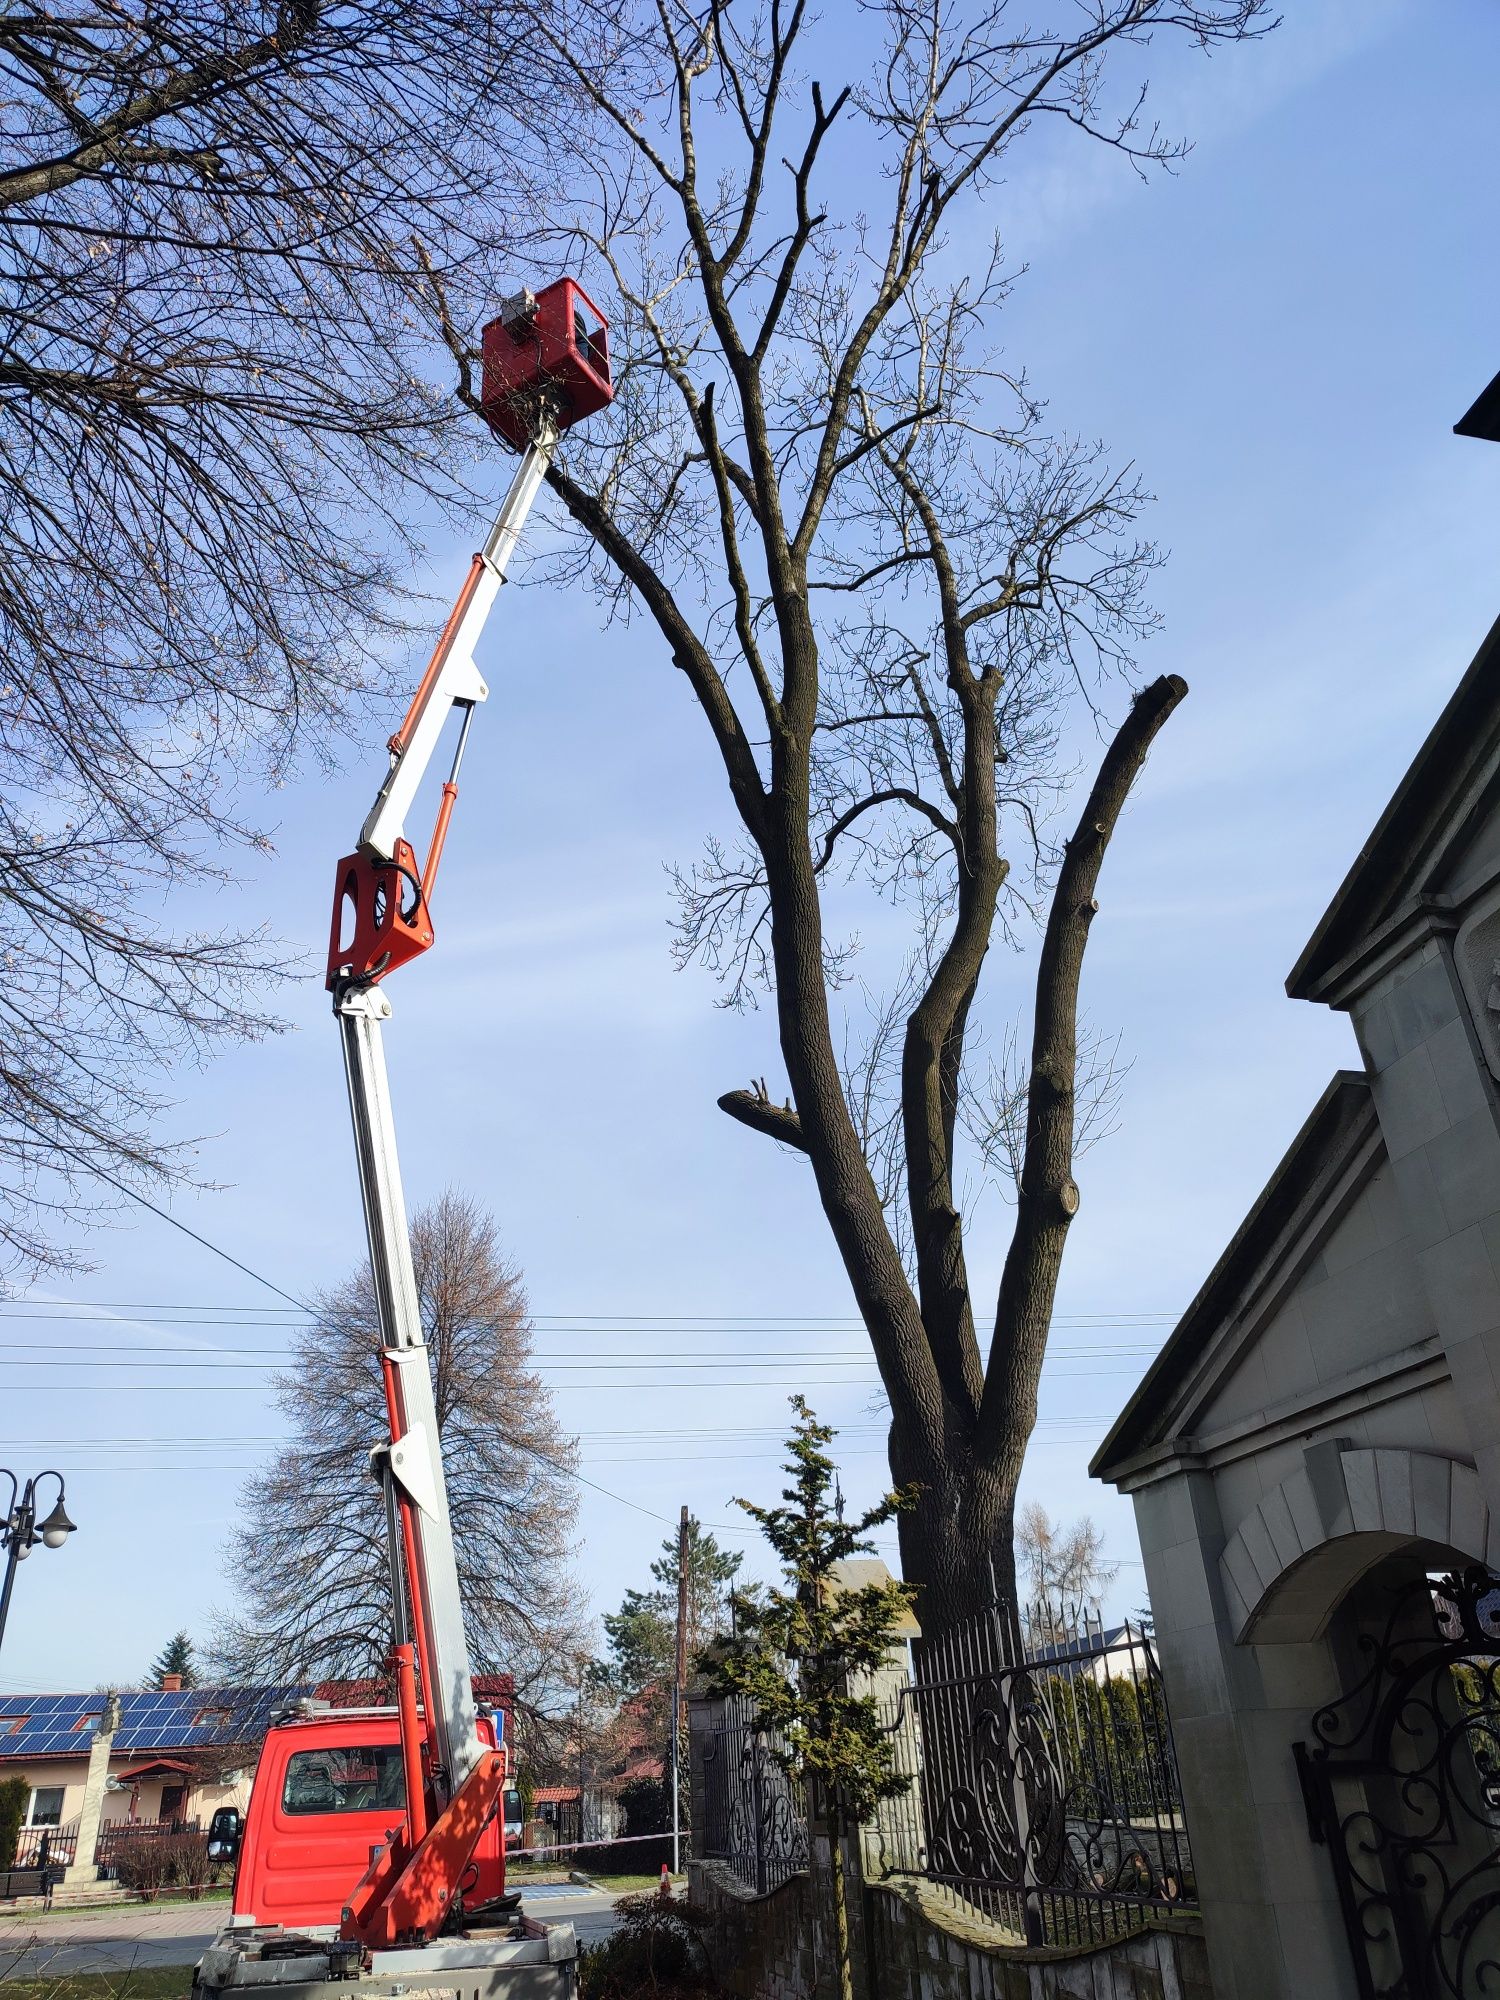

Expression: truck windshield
xmin=282 ymin=1745 xmax=406 ymax=1815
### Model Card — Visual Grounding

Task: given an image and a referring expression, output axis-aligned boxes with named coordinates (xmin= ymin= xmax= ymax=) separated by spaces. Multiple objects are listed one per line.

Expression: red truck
xmin=208 ymin=1708 xmax=522 ymax=1932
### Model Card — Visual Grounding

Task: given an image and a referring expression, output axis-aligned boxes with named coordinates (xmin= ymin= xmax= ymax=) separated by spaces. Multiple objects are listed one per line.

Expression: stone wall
xmin=691 ymin=1860 xmax=826 ymax=2000
xmin=688 ymin=1860 xmax=1212 ymax=2000
xmin=868 ymin=1880 xmax=1211 ymax=2000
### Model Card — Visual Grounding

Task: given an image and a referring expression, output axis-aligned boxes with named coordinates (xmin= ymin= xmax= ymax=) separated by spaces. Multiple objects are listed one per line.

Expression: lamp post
xmin=1455 ymin=369 xmax=1500 ymax=444
xmin=0 ymin=1470 xmax=77 ymax=1658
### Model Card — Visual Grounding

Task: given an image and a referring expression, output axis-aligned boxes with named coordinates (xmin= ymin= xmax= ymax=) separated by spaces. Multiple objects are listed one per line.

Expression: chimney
xmin=161 ymin=1674 xmax=182 ymax=1692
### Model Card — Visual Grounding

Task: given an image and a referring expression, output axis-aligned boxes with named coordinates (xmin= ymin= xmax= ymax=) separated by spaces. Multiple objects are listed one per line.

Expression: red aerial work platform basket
xmin=480 ymin=278 xmax=612 ymax=449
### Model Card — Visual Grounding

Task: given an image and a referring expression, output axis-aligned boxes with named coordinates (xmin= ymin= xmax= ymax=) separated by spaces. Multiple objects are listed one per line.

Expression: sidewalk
xmin=0 ymin=1902 xmax=225 ymax=1982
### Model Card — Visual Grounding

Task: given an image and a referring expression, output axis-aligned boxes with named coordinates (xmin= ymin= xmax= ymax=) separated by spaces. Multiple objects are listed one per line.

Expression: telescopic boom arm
xmin=321 ymin=279 xmax=611 ymax=1948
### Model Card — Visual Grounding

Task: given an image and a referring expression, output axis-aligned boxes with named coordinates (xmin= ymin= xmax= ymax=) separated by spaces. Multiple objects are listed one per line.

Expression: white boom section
xmin=359 ymin=422 xmax=558 ymax=864
xmin=335 ymin=428 xmax=557 ymax=1796
xmin=338 ymin=985 xmax=481 ymax=1793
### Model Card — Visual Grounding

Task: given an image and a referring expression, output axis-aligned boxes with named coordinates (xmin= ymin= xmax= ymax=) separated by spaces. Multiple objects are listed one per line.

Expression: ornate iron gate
xmin=1294 ymin=1567 xmax=1500 ymax=1999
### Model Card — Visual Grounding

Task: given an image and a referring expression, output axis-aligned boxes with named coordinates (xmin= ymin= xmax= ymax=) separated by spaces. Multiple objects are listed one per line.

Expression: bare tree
xmin=1016 ymin=1501 xmax=1119 ymax=1645
xmin=428 ymin=0 xmax=1271 ymax=1630
xmin=0 ymin=0 xmax=584 ymax=1273
xmin=217 ymin=1190 xmax=584 ymax=1731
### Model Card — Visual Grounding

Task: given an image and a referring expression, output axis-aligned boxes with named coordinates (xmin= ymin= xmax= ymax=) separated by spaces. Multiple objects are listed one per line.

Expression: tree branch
xmin=977 ymin=672 xmax=1188 ymax=1458
xmin=717 ymin=1079 xmax=809 ymax=1152
xmin=0 ymin=0 xmax=318 ymax=208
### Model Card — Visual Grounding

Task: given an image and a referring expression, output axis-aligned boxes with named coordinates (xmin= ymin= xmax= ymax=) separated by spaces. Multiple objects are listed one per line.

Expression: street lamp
xmin=0 ymin=1470 xmax=77 ymax=1657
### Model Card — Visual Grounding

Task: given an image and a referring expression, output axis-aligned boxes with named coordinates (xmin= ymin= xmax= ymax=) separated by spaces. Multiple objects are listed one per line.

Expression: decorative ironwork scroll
xmin=1295 ymin=1567 xmax=1500 ymax=1999
xmin=700 ymin=1697 xmax=809 ymax=1895
xmin=894 ymin=1603 xmax=1194 ymax=1947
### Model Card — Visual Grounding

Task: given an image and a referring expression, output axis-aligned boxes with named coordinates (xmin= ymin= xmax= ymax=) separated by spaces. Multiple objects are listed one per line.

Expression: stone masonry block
xmin=1237 ymin=1506 xmax=1281 ymax=1593
xmin=1257 ymin=1484 xmax=1304 ymax=1572
xmin=1157 ymin=1536 xmax=1218 ymax=1633
xmin=1281 ymin=1467 xmax=1323 ymax=1554
xmin=1420 ymin=1224 xmax=1500 ymax=1344
xmin=1410 ymin=1450 xmax=1452 ymax=1547
xmin=1389 ymin=952 xmax=1463 ymax=1058
xmin=1451 ymin=1461 xmax=1488 ymax=1561
xmin=1131 ymin=1479 xmax=1197 ymax=1560
xmin=1388 ymin=1144 xmax=1450 ymax=1252
xmin=1428 ymin=1014 xmax=1492 ymax=1126
xmin=1425 ymin=1112 xmax=1500 ymax=1237
xmin=1343 ymin=1449 xmax=1382 ymax=1532
xmin=1354 ymin=990 xmax=1399 ymax=1071
xmin=1373 ymin=1043 xmax=1451 ymax=1160
xmin=1303 ymin=1438 xmax=1355 ymax=1540
xmin=1375 ymin=1448 xmax=1415 ymax=1535
xmin=1220 ymin=1533 xmax=1264 ymax=1629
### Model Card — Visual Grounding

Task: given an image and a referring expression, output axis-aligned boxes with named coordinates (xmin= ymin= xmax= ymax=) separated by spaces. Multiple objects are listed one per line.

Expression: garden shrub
xmin=0 ymin=1777 xmax=27 ymax=1869
xmin=111 ymin=1830 xmax=214 ymax=1899
xmin=578 ymin=1883 xmax=713 ymax=2000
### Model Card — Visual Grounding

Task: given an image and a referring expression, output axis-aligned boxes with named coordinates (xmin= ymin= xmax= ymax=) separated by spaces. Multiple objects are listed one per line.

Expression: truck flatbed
xmin=194 ymin=1915 xmax=577 ymax=2000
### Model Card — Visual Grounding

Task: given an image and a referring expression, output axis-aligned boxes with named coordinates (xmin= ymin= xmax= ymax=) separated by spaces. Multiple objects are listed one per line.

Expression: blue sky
xmin=4 ymin=0 xmax=1500 ymax=1695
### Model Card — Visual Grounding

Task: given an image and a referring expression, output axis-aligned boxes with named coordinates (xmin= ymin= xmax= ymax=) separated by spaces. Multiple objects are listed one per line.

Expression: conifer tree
xmin=711 ymin=1400 xmax=917 ymax=2000
xmin=149 ymin=1631 xmax=197 ymax=1690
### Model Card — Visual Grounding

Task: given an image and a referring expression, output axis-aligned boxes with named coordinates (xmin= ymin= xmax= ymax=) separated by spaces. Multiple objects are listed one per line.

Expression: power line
xmin=0 ymin=1306 xmax=1179 ymax=1328
xmin=55 ymin=1172 xmax=311 ymax=1313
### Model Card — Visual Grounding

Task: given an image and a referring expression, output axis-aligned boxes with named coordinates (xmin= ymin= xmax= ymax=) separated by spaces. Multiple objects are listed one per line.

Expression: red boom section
xmin=338 ymin=1750 xmax=508 ymax=1948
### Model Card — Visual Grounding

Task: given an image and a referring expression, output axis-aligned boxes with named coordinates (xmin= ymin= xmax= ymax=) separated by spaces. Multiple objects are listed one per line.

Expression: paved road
xmin=0 ymin=1886 xmax=620 ymax=1981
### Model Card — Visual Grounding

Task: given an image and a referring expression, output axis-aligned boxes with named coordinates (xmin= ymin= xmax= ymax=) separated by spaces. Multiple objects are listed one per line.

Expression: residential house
xmin=0 ymin=1681 xmax=303 ymax=1854
xmin=1 ymin=1671 xmax=515 ymax=1856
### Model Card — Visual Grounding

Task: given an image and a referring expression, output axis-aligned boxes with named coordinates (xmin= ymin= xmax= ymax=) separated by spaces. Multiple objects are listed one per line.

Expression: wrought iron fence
xmin=96 ymin=1817 xmax=202 ymax=1876
xmin=692 ymin=1600 xmax=1193 ymax=1947
xmin=13 ymin=1821 xmax=78 ymax=1869
xmin=700 ymin=1694 xmax=809 ymax=1894
xmin=11 ymin=1815 xmax=205 ymax=1876
xmin=871 ymin=1601 xmax=1194 ymax=1947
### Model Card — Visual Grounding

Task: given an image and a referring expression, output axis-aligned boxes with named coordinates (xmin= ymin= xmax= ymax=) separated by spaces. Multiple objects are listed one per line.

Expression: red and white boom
xmin=321 ymin=281 xmax=611 ymax=1949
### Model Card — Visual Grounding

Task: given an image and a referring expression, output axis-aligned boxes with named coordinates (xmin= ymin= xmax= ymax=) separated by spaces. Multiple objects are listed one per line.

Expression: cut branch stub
xmin=717 ymin=1081 xmax=809 ymax=1153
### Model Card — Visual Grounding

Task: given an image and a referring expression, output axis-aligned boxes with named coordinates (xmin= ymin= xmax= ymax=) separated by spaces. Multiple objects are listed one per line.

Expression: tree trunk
xmin=829 ymin=1813 xmax=855 ymax=2000
xmin=888 ymin=1413 xmax=1014 ymax=1636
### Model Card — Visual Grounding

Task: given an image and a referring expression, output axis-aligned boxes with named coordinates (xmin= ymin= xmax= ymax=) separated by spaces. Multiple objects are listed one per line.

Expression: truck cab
xmin=229 ymin=1707 xmax=509 ymax=1932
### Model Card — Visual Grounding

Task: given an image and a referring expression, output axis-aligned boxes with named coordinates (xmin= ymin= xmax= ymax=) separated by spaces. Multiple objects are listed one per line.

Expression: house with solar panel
xmin=1 ymin=1680 xmax=305 ymax=1868
xmin=1 ymin=1671 xmax=516 ymax=1873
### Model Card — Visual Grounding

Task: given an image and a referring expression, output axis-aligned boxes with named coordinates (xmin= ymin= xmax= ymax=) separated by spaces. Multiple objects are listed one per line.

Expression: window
xmin=28 ymin=1787 xmax=64 ymax=1827
xmin=70 ymin=1714 xmax=100 ymax=1733
xmin=281 ymin=1746 xmax=406 ymax=1816
xmin=1 ymin=1716 xmax=29 ymax=1734
xmin=194 ymin=1707 xmax=233 ymax=1729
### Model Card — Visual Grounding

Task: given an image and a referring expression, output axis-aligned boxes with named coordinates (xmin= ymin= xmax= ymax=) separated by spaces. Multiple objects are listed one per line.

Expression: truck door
xmin=238 ymin=1733 xmax=407 ymax=1930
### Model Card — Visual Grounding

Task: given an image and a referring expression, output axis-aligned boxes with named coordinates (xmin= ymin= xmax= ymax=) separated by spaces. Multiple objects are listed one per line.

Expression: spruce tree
xmin=711 ymin=1399 xmax=917 ymax=2000
xmin=149 ymin=1631 xmax=197 ymax=1690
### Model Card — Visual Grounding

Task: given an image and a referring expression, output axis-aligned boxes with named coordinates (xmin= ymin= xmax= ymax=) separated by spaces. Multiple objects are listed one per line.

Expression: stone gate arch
xmin=1221 ymin=1446 xmax=1492 ymax=1644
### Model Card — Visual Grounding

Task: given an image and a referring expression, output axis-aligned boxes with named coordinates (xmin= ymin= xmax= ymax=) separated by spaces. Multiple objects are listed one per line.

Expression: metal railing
xmin=872 ymin=1603 xmax=1193 ymax=1947
xmin=12 ymin=1821 xmax=77 ymax=1869
xmin=10 ymin=1815 xmax=203 ymax=1877
xmin=699 ymin=1695 xmax=809 ymax=1895
xmin=96 ymin=1817 xmax=201 ymax=1875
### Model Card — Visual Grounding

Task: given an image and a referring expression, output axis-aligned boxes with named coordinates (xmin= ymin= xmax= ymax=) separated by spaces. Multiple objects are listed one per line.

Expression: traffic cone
xmin=660 ymin=1862 xmax=671 ymax=1894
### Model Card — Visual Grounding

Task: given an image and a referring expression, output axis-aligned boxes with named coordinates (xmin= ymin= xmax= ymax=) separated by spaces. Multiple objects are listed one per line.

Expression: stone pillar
xmin=53 ymin=1692 xmax=121 ymax=1901
xmin=1133 ymin=1466 xmax=1356 ymax=2000
xmin=1351 ymin=935 xmax=1500 ymax=1535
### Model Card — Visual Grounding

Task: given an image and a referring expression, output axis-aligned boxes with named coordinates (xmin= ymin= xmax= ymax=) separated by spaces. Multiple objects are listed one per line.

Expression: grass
xmin=0 ymin=1887 xmax=231 ymax=1925
xmin=0 ymin=1969 xmax=192 ymax=2000
xmin=583 ymin=1873 xmax=686 ymax=1895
